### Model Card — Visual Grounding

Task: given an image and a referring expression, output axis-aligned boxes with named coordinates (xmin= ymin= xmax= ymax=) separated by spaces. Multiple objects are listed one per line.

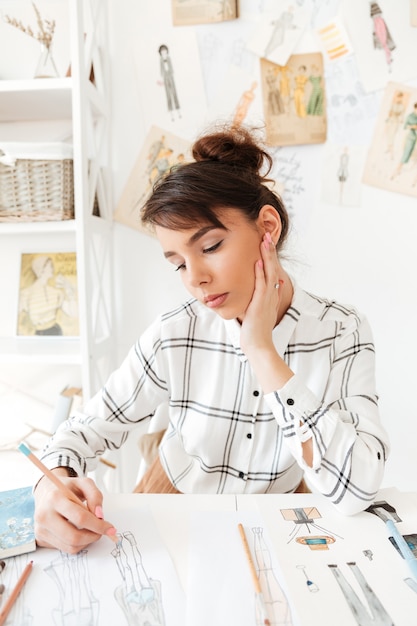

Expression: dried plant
xmin=4 ymin=2 xmax=55 ymax=48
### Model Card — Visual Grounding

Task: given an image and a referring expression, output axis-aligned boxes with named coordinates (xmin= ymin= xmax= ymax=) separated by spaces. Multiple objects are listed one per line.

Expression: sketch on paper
xmin=45 ymin=550 xmax=100 ymax=625
xmin=369 ymin=2 xmax=396 ymax=71
xmin=247 ymin=2 xmax=309 ymax=67
xmin=17 ymin=252 xmax=79 ymax=337
xmin=232 ymin=80 xmax=259 ymax=127
xmin=340 ymin=0 xmax=417 ymax=93
xmin=171 ymin=0 xmax=237 ymax=25
xmin=260 ymin=52 xmax=327 ymax=146
xmin=133 ymin=20 xmax=207 ymax=136
xmin=112 ymin=531 xmax=166 ymax=626
xmin=113 ymin=126 xmax=191 ymax=235
xmin=280 ymin=506 xmax=343 ymax=549
xmin=362 ymin=81 xmax=417 ymax=199
xmin=315 ymin=16 xmax=353 ymax=63
xmin=296 ymin=564 xmax=319 ymax=592
xmin=365 ymin=500 xmax=402 ymax=523
xmin=158 ymin=44 xmax=181 ymax=122
xmin=321 ymin=143 xmax=366 ymax=207
xmin=328 ymin=562 xmax=394 ymax=625
xmin=250 ymin=526 xmax=294 ymax=625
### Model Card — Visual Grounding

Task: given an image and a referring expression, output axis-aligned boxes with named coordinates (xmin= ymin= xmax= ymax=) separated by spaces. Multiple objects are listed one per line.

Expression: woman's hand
xmin=240 ymin=232 xmax=282 ymax=354
xmin=240 ymin=232 xmax=294 ymax=394
xmin=34 ymin=468 xmax=118 ymax=554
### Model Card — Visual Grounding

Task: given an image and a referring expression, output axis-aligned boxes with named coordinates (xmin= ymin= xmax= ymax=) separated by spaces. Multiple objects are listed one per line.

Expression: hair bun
xmin=192 ymin=124 xmax=271 ymax=177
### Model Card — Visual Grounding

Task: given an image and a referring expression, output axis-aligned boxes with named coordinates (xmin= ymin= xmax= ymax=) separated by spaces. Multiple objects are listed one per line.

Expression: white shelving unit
xmin=0 ymin=0 xmax=114 ymax=402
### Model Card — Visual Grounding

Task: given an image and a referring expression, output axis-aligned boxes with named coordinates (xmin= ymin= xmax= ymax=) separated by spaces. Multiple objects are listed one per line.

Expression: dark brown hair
xmin=141 ymin=124 xmax=290 ymax=250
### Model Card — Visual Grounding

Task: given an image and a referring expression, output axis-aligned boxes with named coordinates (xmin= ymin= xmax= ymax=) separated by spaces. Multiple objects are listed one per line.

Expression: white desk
xmin=2 ymin=489 xmax=417 ymax=626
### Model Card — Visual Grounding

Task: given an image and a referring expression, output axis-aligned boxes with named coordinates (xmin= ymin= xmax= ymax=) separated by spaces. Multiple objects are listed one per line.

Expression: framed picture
xmin=17 ymin=252 xmax=79 ymax=337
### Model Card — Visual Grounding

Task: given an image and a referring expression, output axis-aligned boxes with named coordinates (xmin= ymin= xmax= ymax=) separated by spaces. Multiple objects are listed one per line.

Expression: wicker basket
xmin=0 ymin=143 xmax=74 ymax=222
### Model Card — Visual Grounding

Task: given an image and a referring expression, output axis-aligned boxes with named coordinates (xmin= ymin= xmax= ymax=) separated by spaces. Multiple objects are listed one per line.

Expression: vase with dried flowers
xmin=4 ymin=2 xmax=58 ymax=78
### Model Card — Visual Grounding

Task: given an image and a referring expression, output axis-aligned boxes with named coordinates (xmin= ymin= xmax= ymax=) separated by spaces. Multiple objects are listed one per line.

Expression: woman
xmin=34 ymin=124 xmax=389 ymax=553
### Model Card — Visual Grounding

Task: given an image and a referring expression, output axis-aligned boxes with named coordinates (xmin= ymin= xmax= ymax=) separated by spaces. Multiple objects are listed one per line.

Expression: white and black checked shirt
xmin=42 ymin=281 xmax=389 ymax=514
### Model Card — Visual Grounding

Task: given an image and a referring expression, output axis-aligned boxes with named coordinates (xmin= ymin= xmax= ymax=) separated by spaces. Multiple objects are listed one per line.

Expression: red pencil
xmin=0 ymin=560 xmax=33 ymax=626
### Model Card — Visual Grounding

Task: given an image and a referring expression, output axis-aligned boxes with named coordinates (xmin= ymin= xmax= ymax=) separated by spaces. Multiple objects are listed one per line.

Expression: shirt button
xmin=239 ymin=471 xmax=244 ymax=479
xmin=253 ymin=390 xmax=259 ymax=396
xmin=246 ymin=433 xmax=252 ymax=439
xmin=287 ymin=398 xmax=295 ymax=406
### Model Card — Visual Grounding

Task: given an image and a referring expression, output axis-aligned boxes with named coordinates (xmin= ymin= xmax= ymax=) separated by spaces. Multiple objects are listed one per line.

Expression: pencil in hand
xmin=0 ymin=560 xmax=33 ymax=626
xmin=18 ymin=442 xmax=119 ymax=544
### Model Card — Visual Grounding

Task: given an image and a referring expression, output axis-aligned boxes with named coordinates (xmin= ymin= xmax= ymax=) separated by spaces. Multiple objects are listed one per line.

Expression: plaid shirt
xmin=42 ymin=282 xmax=389 ymax=514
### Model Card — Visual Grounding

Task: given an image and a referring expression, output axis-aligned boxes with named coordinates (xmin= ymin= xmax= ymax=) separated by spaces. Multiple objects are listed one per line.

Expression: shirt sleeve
xmin=40 ymin=320 xmax=169 ymax=476
xmin=264 ymin=314 xmax=390 ymax=515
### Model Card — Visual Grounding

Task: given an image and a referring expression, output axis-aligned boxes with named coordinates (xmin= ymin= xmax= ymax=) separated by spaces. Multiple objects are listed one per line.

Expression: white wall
xmin=107 ymin=1 xmax=417 ymax=493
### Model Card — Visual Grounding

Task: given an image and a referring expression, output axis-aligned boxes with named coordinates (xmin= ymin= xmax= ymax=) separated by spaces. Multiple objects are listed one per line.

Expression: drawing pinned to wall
xmin=321 ymin=143 xmax=366 ymax=207
xmin=260 ymin=52 xmax=327 ymax=146
xmin=17 ymin=252 xmax=79 ymax=337
xmin=158 ymin=44 xmax=182 ymax=122
xmin=324 ymin=55 xmax=380 ymax=144
xmin=340 ymin=0 xmax=417 ymax=93
xmin=247 ymin=2 xmax=310 ymax=67
xmin=132 ymin=9 xmax=207 ymax=137
xmin=268 ymin=143 xmax=321 ymax=234
xmin=328 ymin=562 xmax=394 ymax=625
xmin=171 ymin=0 xmax=238 ymax=25
xmin=363 ymin=81 xmax=417 ymax=198
xmin=207 ymin=65 xmax=264 ymax=128
xmin=113 ymin=125 xmax=191 ymax=235
xmin=315 ymin=16 xmax=354 ymax=63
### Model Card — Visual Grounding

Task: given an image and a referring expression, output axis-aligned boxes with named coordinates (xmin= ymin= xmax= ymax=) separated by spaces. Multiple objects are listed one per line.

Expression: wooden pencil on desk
xmin=238 ymin=523 xmax=271 ymax=626
xmin=0 ymin=560 xmax=33 ymax=626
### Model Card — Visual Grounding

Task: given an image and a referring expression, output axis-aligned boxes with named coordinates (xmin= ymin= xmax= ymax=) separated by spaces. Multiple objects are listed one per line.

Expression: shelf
xmin=0 ymin=78 xmax=73 ymax=121
xmin=0 ymin=336 xmax=82 ymax=365
xmin=0 ymin=220 xmax=76 ymax=235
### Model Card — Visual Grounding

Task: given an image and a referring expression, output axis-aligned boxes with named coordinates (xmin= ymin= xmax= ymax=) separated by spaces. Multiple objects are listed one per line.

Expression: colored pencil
xmin=386 ymin=519 xmax=417 ymax=584
xmin=0 ymin=560 xmax=33 ymax=626
xmin=18 ymin=442 xmax=119 ymax=544
xmin=238 ymin=523 xmax=271 ymax=626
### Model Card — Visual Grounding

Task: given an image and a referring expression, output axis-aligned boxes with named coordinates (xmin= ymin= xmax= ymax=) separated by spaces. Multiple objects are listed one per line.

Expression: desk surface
xmin=2 ymin=489 xmax=417 ymax=626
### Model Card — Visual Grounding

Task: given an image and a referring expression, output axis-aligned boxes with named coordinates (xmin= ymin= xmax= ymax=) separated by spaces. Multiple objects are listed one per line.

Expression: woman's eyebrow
xmin=163 ymin=225 xmax=221 ymax=259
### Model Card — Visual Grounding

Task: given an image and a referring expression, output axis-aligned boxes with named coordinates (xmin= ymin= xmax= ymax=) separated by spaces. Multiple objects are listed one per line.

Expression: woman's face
xmin=155 ymin=208 xmax=263 ymax=321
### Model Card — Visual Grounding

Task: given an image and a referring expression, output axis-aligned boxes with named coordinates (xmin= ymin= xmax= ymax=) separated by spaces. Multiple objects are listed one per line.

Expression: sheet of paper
xmin=2 ymin=505 xmax=185 ymax=626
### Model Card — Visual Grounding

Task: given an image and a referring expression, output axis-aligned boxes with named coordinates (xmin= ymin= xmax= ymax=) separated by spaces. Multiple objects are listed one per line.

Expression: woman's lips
xmin=204 ymin=293 xmax=228 ymax=308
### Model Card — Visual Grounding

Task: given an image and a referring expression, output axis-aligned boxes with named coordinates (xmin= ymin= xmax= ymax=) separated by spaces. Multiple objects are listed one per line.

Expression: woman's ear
xmin=257 ymin=204 xmax=282 ymax=245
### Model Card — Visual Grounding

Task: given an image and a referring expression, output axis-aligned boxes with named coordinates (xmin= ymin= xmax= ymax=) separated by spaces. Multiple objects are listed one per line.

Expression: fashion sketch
xmin=17 ymin=252 xmax=79 ymax=337
xmin=370 ymin=2 xmax=396 ymax=70
xmin=264 ymin=6 xmax=296 ymax=58
xmin=252 ymin=526 xmax=293 ymax=625
xmin=158 ymin=44 xmax=181 ymax=121
xmin=363 ymin=81 xmax=417 ymax=198
xmin=232 ymin=81 xmax=258 ymax=126
xmin=44 ymin=550 xmax=99 ymax=625
xmin=385 ymin=90 xmax=405 ymax=158
xmin=112 ymin=531 xmax=165 ymax=626
xmin=171 ymin=0 xmax=237 ymax=26
xmin=337 ymin=146 xmax=349 ymax=205
xmin=328 ymin=562 xmax=394 ymax=625
xmin=260 ymin=52 xmax=327 ymax=146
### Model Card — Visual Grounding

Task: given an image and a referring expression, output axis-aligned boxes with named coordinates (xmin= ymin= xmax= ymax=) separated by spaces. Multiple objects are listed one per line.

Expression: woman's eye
xmin=175 ymin=263 xmax=186 ymax=272
xmin=204 ymin=241 xmax=222 ymax=254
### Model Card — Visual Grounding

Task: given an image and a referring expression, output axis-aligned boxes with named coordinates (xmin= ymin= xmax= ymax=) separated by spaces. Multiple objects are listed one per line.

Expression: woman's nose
xmin=187 ymin=261 xmax=210 ymax=288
